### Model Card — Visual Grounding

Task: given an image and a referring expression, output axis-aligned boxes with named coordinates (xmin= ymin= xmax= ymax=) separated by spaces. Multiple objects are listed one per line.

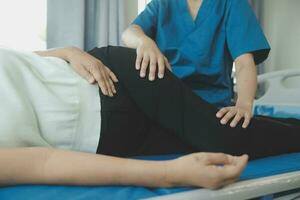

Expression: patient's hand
xmin=216 ymin=103 xmax=253 ymax=128
xmin=167 ymin=153 xmax=248 ymax=189
xmin=35 ymin=47 xmax=118 ymax=97
xmin=67 ymin=47 xmax=118 ymax=97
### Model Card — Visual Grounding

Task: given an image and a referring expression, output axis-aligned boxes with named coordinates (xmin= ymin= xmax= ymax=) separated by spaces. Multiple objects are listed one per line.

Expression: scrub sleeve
xmin=226 ymin=0 xmax=270 ymax=64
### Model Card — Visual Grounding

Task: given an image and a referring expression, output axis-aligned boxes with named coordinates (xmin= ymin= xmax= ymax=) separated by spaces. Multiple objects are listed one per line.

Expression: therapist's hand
xmin=216 ymin=102 xmax=253 ymax=128
xmin=136 ymin=37 xmax=171 ymax=81
xmin=66 ymin=47 xmax=118 ymax=97
xmin=168 ymin=153 xmax=248 ymax=189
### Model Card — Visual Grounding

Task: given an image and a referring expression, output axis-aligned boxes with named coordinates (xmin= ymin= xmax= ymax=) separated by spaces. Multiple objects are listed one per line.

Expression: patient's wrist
xmin=34 ymin=47 xmax=78 ymax=63
xmin=164 ymin=160 xmax=186 ymax=187
xmin=64 ymin=47 xmax=81 ymax=62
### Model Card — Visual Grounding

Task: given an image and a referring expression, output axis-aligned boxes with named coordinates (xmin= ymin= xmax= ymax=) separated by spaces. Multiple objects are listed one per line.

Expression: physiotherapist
xmin=122 ymin=0 xmax=270 ymax=129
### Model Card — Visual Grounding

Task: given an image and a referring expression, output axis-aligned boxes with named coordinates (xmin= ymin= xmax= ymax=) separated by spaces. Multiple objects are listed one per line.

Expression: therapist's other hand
xmin=216 ymin=103 xmax=253 ymax=128
xmin=168 ymin=153 xmax=248 ymax=189
xmin=67 ymin=47 xmax=118 ymax=97
xmin=136 ymin=37 xmax=171 ymax=81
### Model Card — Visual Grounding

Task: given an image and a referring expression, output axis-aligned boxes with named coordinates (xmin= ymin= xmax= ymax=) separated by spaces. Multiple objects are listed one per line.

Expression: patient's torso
xmin=0 ymin=48 xmax=101 ymax=153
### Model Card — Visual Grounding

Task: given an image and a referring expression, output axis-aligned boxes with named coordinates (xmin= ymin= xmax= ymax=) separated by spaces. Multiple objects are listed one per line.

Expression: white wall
xmin=260 ymin=0 xmax=300 ymax=72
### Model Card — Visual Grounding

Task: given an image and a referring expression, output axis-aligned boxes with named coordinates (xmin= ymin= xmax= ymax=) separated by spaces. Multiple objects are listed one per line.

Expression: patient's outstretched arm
xmin=0 ymin=147 xmax=247 ymax=189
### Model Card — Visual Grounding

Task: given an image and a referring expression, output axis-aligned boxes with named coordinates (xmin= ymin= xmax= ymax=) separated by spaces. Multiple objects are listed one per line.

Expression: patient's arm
xmin=35 ymin=47 xmax=72 ymax=62
xmin=0 ymin=147 xmax=247 ymax=189
xmin=35 ymin=47 xmax=118 ymax=97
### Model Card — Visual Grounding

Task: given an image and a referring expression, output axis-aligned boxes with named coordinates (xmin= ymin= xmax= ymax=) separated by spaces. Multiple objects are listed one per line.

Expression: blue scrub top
xmin=133 ymin=0 xmax=270 ymax=108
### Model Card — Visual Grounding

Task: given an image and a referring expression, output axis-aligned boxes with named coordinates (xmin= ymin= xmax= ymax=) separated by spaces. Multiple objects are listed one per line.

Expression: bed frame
xmin=146 ymin=171 xmax=300 ymax=200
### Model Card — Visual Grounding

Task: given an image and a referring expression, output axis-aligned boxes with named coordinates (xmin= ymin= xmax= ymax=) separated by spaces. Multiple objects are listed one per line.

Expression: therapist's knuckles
xmin=230 ymin=113 xmax=243 ymax=127
xmin=137 ymin=38 xmax=168 ymax=80
xmin=221 ymin=111 xmax=236 ymax=124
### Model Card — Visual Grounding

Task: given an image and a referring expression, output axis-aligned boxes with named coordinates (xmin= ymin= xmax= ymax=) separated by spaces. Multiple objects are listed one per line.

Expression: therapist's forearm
xmin=235 ymin=53 xmax=257 ymax=107
xmin=122 ymin=25 xmax=152 ymax=48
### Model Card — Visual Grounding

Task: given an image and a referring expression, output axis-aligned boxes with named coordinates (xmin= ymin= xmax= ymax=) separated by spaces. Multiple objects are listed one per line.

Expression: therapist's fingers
xmin=140 ymin=54 xmax=150 ymax=78
xmin=230 ymin=112 xmax=243 ymax=128
xmin=216 ymin=107 xmax=231 ymax=118
xmin=149 ymin=55 xmax=157 ymax=81
xmin=136 ymin=53 xmax=143 ymax=70
xmin=158 ymin=56 xmax=165 ymax=79
xmin=242 ymin=113 xmax=251 ymax=128
xmin=164 ymin=57 xmax=172 ymax=71
xmin=221 ymin=109 xmax=237 ymax=125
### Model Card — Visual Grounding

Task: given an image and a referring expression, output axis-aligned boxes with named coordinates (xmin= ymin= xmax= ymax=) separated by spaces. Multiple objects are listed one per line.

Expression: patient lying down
xmin=0 ymin=46 xmax=299 ymax=189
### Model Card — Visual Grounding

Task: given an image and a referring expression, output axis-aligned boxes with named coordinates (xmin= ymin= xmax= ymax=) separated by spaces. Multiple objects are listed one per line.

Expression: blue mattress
xmin=1 ymin=152 xmax=300 ymax=200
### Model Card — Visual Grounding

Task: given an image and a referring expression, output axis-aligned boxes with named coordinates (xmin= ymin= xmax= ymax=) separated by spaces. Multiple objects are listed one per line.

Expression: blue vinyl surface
xmin=0 ymin=152 xmax=300 ymax=200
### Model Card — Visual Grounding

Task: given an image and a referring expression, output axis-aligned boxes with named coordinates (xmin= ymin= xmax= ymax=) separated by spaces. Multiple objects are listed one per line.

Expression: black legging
xmin=89 ymin=46 xmax=300 ymax=160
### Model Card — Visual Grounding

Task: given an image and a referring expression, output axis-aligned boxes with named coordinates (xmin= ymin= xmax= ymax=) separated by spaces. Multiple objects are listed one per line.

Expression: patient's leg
xmin=97 ymin=82 xmax=195 ymax=157
xmin=89 ymin=46 xmax=300 ymax=159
